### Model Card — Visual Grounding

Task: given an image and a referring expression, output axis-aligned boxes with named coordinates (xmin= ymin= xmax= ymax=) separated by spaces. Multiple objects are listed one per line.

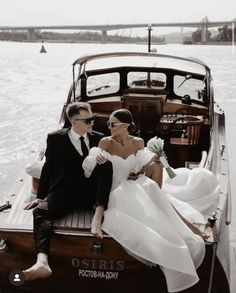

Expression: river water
xmin=0 ymin=41 xmax=236 ymax=289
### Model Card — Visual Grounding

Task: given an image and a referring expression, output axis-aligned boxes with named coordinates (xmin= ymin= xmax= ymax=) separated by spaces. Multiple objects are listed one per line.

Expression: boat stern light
xmin=92 ymin=241 xmax=103 ymax=255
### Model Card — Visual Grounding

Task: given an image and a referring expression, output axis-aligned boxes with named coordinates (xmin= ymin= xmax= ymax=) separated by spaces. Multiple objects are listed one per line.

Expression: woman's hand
xmin=139 ymin=154 xmax=162 ymax=175
xmin=96 ymin=154 xmax=107 ymax=165
xmin=127 ymin=171 xmax=140 ymax=181
xmin=151 ymin=154 xmax=161 ymax=163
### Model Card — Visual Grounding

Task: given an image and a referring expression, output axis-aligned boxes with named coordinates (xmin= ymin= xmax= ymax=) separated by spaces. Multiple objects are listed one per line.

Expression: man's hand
xmin=24 ymin=199 xmax=42 ymax=210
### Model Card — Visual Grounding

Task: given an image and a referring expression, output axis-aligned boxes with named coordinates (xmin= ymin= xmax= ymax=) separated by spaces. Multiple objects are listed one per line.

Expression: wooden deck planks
xmin=1 ymin=172 xmax=93 ymax=232
xmin=72 ymin=210 xmax=79 ymax=228
xmin=84 ymin=209 xmax=91 ymax=229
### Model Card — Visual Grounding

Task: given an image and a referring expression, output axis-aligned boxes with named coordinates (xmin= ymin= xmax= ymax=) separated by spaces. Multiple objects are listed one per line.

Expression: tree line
xmin=0 ymin=30 xmax=166 ymax=44
xmin=1 ymin=26 xmax=235 ymax=43
xmin=192 ymin=25 xmax=236 ymax=42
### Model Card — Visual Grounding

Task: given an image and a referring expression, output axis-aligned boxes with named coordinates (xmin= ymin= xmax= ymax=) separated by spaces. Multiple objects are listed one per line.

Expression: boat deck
xmin=0 ymin=168 xmax=213 ymax=242
xmin=0 ymin=171 xmax=93 ymax=232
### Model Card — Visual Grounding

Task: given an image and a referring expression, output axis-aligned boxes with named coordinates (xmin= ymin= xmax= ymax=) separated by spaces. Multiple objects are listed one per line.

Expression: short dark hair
xmin=66 ymin=102 xmax=91 ymax=120
xmin=111 ymin=108 xmax=136 ymax=133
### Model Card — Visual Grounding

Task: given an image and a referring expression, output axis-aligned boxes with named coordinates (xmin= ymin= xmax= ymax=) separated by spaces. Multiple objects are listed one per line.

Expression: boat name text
xmin=72 ymin=258 xmax=125 ymax=271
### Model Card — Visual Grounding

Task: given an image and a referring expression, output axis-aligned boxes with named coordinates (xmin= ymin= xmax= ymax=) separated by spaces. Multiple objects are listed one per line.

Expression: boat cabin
xmin=61 ymin=52 xmax=212 ymax=169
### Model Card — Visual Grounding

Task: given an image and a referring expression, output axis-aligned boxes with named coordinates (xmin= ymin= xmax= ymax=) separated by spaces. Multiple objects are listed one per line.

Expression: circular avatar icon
xmin=8 ymin=269 xmax=25 ymax=286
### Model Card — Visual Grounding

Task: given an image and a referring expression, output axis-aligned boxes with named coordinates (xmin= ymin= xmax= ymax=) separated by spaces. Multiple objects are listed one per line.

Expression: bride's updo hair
xmin=111 ymin=108 xmax=136 ymax=133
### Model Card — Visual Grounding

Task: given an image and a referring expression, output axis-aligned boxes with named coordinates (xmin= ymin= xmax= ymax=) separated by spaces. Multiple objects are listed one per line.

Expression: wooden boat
xmin=0 ymin=51 xmax=231 ymax=293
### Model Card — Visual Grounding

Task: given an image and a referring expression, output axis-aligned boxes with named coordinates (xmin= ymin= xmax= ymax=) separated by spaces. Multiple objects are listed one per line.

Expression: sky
xmin=0 ymin=0 xmax=235 ymax=35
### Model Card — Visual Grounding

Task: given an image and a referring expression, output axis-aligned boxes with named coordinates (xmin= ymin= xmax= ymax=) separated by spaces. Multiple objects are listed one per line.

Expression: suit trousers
xmin=33 ymin=161 xmax=113 ymax=255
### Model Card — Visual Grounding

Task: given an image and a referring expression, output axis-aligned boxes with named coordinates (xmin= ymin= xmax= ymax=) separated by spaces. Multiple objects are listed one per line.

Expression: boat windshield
xmin=174 ymin=74 xmax=207 ymax=102
xmin=87 ymin=72 xmax=120 ymax=97
xmin=84 ymin=71 xmax=167 ymax=97
xmin=128 ymin=72 xmax=166 ymax=89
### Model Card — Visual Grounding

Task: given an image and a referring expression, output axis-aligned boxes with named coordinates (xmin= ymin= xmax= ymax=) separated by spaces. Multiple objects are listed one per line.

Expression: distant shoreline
xmin=1 ymin=29 xmax=234 ymax=45
xmin=0 ymin=39 xmax=234 ymax=46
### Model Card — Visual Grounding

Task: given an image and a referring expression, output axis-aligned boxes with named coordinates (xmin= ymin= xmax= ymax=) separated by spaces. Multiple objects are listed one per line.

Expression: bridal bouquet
xmin=147 ymin=137 xmax=176 ymax=179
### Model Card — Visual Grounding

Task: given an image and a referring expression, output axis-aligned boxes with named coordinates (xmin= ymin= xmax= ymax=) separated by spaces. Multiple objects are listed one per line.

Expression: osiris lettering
xmin=72 ymin=258 xmax=125 ymax=271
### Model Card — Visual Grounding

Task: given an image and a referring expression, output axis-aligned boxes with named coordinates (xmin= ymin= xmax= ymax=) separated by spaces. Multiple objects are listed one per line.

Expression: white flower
xmin=147 ymin=137 xmax=164 ymax=156
xmin=147 ymin=136 xmax=176 ymax=179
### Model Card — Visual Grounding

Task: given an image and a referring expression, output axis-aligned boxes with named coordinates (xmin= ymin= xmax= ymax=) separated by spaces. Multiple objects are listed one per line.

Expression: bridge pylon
xmin=201 ymin=16 xmax=209 ymax=43
xmin=27 ymin=28 xmax=35 ymax=41
xmin=101 ymin=30 xmax=107 ymax=43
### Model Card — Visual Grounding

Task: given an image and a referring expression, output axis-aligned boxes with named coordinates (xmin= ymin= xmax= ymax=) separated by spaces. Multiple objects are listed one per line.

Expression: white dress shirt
xmin=68 ymin=128 xmax=90 ymax=156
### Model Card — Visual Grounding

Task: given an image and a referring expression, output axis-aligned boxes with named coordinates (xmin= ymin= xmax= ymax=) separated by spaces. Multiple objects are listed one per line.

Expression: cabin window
xmin=174 ymin=75 xmax=206 ymax=102
xmin=128 ymin=72 xmax=166 ymax=89
xmin=86 ymin=72 xmax=120 ymax=97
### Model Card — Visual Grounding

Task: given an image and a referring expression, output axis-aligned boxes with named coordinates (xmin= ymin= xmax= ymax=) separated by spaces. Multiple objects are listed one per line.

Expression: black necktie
xmin=79 ymin=136 xmax=89 ymax=157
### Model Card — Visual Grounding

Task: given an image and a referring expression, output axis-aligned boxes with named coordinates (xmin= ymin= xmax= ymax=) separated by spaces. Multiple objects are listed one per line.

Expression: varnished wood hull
xmin=0 ymin=229 xmax=230 ymax=293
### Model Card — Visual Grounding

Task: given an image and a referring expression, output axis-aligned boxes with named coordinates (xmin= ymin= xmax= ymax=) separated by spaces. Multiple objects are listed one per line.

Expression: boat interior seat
xmin=170 ymin=116 xmax=204 ymax=167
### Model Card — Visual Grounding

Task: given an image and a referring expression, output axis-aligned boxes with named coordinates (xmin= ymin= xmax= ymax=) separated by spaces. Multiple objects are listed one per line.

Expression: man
xmin=23 ymin=102 xmax=112 ymax=281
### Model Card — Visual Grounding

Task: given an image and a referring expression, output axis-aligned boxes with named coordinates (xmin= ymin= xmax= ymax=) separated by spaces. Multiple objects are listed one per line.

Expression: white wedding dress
xmin=83 ymin=147 xmax=220 ymax=293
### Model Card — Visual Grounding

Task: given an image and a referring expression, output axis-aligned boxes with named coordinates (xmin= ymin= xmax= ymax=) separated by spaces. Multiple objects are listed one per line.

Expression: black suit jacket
xmin=37 ymin=128 xmax=104 ymax=200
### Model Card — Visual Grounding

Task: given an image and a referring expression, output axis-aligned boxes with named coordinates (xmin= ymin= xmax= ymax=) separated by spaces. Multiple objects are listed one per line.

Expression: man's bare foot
xmin=23 ymin=253 xmax=52 ymax=281
xmin=23 ymin=262 xmax=52 ymax=281
xmin=91 ymin=219 xmax=103 ymax=239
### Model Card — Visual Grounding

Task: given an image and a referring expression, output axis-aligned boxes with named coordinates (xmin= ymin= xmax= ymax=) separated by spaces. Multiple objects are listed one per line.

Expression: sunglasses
xmin=106 ymin=121 xmax=126 ymax=128
xmin=74 ymin=116 xmax=96 ymax=125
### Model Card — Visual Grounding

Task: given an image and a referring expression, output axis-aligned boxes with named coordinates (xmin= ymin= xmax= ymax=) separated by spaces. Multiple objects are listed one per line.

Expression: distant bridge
xmin=0 ymin=19 xmax=235 ymax=42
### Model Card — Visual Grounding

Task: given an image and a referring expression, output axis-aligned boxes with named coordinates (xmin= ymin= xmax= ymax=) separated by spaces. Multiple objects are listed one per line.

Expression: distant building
xmin=182 ymin=37 xmax=193 ymax=44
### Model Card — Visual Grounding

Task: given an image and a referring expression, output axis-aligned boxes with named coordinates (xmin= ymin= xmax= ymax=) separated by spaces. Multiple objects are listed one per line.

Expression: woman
xmin=83 ymin=109 xmax=219 ymax=292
